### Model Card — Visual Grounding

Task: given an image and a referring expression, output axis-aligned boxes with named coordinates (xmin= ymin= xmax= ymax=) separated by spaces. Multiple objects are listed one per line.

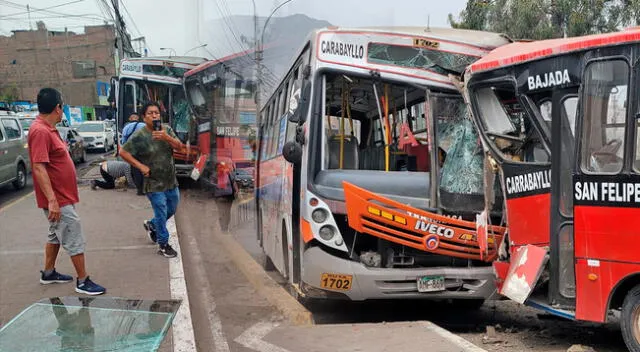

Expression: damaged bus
xmin=257 ymin=27 xmax=510 ymax=303
xmin=114 ymin=56 xmax=206 ymax=176
xmin=183 ymin=52 xmax=257 ymax=192
xmin=465 ymin=28 xmax=640 ymax=350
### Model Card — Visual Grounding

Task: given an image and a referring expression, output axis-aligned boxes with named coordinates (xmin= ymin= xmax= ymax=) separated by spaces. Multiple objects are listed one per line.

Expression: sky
xmin=0 ymin=0 xmax=468 ymax=58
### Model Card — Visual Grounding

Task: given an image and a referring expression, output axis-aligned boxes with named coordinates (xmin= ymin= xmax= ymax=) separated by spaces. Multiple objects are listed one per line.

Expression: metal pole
xmin=112 ymin=0 xmax=125 ymax=66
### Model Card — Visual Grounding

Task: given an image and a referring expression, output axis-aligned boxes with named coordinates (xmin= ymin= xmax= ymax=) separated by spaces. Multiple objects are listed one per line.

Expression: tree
xmin=448 ymin=0 xmax=640 ymax=40
xmin=0 ymin=85 xmax=19 ymax=104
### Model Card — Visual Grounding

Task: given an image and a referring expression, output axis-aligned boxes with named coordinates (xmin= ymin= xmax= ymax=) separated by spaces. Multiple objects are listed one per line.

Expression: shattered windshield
xmin=368 ymin=43 xmax=479 ymax=76
xmin=0 ymin=297 xmax=180 ymax=352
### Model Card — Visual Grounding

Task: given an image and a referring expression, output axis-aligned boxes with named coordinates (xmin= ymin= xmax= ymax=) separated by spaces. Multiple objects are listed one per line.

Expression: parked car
xmin=57 ymin=127 xmax=86 ymax=164
xmin=76 ymin=121 xmax=115 ymax=152
xmin=0 ymin=116 xmax=30 ymax=190
xmin=19 ymin=117 xmax=36 ymax=137
xmin=234 ymin=168 xmax=254 ymax=189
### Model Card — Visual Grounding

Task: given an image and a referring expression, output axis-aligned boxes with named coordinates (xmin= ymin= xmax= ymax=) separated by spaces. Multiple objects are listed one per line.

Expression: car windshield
xmin=77 ymin=123 xmax=104 ymax=133
xmin=20 ymin=119 xmax=34 ymax=130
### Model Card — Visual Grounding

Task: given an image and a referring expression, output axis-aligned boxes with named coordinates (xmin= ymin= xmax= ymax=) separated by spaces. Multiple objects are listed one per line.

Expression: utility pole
xmin=112 ymin=0 xmax=125 ymax=70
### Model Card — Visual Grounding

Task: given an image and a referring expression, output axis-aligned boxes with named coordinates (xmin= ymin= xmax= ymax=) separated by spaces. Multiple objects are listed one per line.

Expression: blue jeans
xmin=147 ymin=188 xmax=180 ymax=245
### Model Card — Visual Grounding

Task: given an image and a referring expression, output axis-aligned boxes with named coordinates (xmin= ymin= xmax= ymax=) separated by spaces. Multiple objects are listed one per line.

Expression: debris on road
xmin=567 ymin=345 xmax=597 ymax=352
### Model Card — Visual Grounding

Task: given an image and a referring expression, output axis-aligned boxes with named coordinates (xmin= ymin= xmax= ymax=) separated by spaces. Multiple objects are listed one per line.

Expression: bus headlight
xmin=319 ymin=226 xmax=335 ymax=241
xmin=312 ymin=209 xmax=328 ymax=223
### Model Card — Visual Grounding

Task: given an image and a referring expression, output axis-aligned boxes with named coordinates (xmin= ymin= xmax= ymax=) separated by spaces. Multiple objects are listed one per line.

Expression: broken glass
xmin=368 ymin=43 xmax=479 ymax=75
xmin=438 ymin=107 xmax=484 ymax=196
xmin=0 ymin=296 xmax=180 ymax=352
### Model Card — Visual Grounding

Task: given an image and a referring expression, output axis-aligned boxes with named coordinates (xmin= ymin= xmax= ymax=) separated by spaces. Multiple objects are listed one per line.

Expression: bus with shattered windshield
xmin=114 ymin=56 xmax=206 ymax=176
xmin=465 ymin=28 xmax=640 ymax=351
xmin=257 ymin=27 xmax=511 ymax=304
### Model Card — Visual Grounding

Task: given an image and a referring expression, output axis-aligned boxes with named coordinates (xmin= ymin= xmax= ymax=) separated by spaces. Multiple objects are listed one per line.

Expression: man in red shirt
xmin=29 ymin=88 xmax=105 ymax=295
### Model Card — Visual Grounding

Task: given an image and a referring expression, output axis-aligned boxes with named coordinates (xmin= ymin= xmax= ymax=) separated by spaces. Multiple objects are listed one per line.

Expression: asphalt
xmin=0 ymin=164 xmax=495 ymax=352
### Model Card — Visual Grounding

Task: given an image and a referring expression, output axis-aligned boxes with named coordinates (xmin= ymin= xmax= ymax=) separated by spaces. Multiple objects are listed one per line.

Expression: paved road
xmin=184 ymin=186 xmax=627 ymax=352
xmin=0 ymin=150 xmax=107 ymax=209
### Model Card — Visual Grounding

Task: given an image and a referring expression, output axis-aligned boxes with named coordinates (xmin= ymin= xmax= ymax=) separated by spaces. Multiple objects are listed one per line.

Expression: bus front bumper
xmin=301 ymin=246 xmax=496 ymax=301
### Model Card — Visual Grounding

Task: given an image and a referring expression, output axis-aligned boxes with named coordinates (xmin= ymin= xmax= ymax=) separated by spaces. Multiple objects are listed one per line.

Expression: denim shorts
xmin=44 ymin=205 xmax=86 ymax=256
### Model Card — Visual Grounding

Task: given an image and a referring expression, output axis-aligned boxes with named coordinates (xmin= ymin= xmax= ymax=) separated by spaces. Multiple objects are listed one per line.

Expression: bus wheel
xmin=621 ymin=284 xmax=640 ymax=352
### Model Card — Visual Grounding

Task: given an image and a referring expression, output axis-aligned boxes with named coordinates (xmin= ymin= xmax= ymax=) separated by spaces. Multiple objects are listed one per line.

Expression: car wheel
xmin=12 ymin=163 xmax=27 ymax=190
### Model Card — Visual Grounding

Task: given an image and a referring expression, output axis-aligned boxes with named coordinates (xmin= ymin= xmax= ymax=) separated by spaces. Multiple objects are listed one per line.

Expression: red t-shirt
xmin=28 ymin=117 xmax=79 ymax=209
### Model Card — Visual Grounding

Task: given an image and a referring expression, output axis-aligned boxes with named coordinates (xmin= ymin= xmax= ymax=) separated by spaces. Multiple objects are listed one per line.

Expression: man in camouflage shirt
xmin=120 ymin=102 xmax=184 ymax=258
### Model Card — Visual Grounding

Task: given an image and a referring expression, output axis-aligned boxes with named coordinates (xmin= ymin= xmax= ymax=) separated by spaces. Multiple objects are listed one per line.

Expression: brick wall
xmin=0 ymin=23 xmax=116 ymax=106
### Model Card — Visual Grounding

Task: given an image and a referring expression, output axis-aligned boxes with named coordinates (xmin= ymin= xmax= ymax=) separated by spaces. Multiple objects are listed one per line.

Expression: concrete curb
xmin=421 ymin=322 xmax=488 ymax=352
xmin=213 ymin=229 xmax=315 ymax=326
xmin=167 ymin=218 xmax=198 ymax=352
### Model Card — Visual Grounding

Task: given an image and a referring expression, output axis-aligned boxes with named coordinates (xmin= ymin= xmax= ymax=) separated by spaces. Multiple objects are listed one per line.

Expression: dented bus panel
xmin=465 ymin=28 xmax=640 ymax=351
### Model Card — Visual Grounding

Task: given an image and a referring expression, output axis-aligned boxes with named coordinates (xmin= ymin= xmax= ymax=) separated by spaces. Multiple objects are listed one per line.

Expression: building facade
xmin=0 ymin=22 xmax=116 ymax=107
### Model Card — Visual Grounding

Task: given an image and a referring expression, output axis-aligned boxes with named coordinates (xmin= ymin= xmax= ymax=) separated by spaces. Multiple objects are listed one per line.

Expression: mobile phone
xmin=152 ymin=120 xmax=162 ymax=131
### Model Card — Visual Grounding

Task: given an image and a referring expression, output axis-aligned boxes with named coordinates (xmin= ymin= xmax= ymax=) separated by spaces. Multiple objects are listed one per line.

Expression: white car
xmin=76 ymin=121 xmax=115 ymax=152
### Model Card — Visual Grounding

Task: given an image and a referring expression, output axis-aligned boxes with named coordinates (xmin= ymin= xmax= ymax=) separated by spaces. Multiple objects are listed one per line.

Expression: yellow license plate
xmin=320 ymin=273 xmax=352 ymax=291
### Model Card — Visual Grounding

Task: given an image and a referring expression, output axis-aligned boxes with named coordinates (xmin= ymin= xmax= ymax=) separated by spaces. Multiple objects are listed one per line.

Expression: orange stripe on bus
xmin=301 ymin=219 xmax=314 ymax=243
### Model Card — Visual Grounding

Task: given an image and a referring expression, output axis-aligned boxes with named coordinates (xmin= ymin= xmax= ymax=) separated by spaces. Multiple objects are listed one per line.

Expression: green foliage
xmin=0 ymin=85 xmax=19 ymax=104
xmin=448 ymin=0 xmax=640 ymax=40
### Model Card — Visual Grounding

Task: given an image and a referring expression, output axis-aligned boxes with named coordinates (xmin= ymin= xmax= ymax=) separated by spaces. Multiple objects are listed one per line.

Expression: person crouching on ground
xmin=119 ymin=102 xmax=184 ymax=258
xmin=91 ymin=160 xmax=136 ymax=191
xmin=29 ymin=87 xmax=106 ymax=295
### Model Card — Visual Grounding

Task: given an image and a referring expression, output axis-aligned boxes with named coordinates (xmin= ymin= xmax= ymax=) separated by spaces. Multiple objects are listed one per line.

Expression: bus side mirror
xmin=287 ymin=80 xmax=311 ymax=125
xmin=282 ymin=141 xmax=302 ymax=164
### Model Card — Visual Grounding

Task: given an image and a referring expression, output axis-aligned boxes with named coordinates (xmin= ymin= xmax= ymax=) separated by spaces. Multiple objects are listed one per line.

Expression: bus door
xmin=470 ymin=82 xmax=553 ymax=303
xmin=549 ymin=88 xmax=578 ymax=308
xmin=474 ymin=84 xmax=552 ymax=248
xmin=573 ymin=58 xmax=632 ymax=322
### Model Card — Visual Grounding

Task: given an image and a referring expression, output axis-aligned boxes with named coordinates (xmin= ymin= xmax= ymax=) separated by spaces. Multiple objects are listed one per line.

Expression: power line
xmin=0 ymin=0 xmax=85 ymax=19
xmin=119 ymin=0 xmax=142 ymax=38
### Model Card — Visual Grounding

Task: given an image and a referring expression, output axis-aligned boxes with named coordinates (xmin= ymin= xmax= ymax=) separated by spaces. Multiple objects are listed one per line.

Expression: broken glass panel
xmin=435 ymin=96 xmax=502 ymax=212
xmin=0 ymin=296 xmax=180 ymax=352
xmin=368 ymin=43 xmax=478 ymax=75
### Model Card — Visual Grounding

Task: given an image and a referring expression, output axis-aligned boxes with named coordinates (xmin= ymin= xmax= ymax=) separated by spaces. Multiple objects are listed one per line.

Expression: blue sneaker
xmin=75 ymin=276 xmax=106 ymax=295
xmin=40 ymin=269 xmax=73 ymax=284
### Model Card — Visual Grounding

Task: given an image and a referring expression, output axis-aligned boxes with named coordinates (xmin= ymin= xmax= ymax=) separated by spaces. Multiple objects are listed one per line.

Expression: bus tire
xmin=621 ymin=284 xmax=640 ymax=352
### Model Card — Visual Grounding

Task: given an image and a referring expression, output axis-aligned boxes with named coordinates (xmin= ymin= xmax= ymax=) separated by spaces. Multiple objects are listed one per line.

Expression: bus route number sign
xmin=413 ymin=38 xmax=440 ymax=49
xmin=320 ymin=273 xmax=352 ymax=291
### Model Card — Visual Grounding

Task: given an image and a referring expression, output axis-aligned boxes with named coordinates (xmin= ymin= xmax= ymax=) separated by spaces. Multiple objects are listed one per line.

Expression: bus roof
xmin=119 ymin=56 xmax=207 ymax=84
xmin=322 ymin=26 xmax=511 ymax=50
xmin=469 ymin=28 xmax=640 ymax=74
xmin=121 ymin=56 xmax=207 ymax=66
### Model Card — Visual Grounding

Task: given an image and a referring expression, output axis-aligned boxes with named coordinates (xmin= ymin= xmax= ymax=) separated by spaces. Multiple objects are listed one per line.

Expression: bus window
xmin=581 ymin=60 xmax=628 ymax=174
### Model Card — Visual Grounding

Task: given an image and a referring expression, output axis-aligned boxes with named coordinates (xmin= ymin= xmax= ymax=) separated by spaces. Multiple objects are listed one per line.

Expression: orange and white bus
xmin=256 ymin=26 xmax=511 ymax=303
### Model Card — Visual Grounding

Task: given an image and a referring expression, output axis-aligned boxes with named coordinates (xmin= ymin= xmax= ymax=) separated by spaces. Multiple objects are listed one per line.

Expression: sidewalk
xmin=0 ymin=178 xmax=175 ymax=351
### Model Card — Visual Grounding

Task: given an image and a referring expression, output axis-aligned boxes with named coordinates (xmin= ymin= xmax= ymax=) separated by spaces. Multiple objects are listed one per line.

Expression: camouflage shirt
xmin=122 ymin=124 xmax=178 ymax=193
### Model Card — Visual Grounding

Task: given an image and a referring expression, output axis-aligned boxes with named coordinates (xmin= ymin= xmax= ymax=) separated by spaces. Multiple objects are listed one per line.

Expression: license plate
xmin=320 ymin=273 xmax=352 ymax=291
xmin=417 ymin=276 xmax=445 ymax=293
